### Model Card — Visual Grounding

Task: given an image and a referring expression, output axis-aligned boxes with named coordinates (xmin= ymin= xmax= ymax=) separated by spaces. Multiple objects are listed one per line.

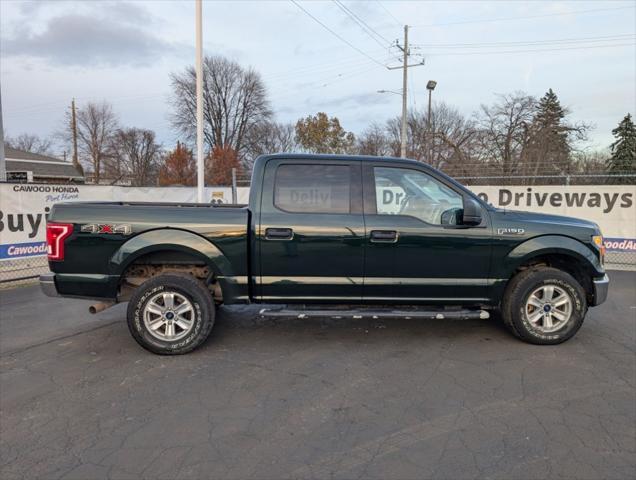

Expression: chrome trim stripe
xmin=363 ymin=277 xmax=489 ymax=286
xmin=260 ymin=276 xmax=363 ymax=285
xmin=257 ymin=276 xmax=496 ymax=286
xmin=260 ymin=296 xmax=363 ymax=301
xmin=218 ymin=275 xmax=249 ymax=284
xmin=260 ymin=296 xmax=489 ymax=302
xmin=363 ymin=297 xmax=490 ymax=302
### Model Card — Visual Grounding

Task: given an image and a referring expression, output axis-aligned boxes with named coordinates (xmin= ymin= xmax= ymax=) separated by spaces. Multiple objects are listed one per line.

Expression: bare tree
xmin=385 ymin=103 xmax=476 ymax=173
xmin=5 ymin=133 xmax=54 ymax=155
xmin=60 ymin=102 xmax=118 ymax=183
xmin=474 ymin=92 xmax=536 ymax=176
xmin=357 ymin=123 xmax=391 ymax=157
xmin=170 ymin=55 xmax=271 ymax=157
xmin=243 ymin=121 xmax=296 ymax=171
xmin=109 ymin=128 xmax=161 ymax=186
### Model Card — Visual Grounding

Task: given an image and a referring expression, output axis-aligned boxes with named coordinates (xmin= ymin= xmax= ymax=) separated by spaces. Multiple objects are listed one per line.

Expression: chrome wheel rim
xmin=525 ymin=284 xmax=573 ymax=334
xmin=143 ymin=291 xmax=195 ymax=341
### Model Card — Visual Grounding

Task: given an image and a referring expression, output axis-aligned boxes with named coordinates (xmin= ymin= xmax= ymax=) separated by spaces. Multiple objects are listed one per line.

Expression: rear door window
xmin=274 ymin=164 xmax=351 ymax=214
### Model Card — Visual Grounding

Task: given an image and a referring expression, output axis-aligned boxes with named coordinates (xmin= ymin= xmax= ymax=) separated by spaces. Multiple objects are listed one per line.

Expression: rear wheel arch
xmin=110 ymin=228 xmax=231 ymax=276
xmin=111 ymin=229 xmax=232 ymax=303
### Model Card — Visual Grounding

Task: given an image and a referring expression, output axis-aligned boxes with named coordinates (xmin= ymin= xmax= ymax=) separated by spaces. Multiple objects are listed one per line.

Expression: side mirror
xmin=441 ymin=207 xmax=462 ymax=225
xmin=462 ymin=197 xmax=482 ymax=226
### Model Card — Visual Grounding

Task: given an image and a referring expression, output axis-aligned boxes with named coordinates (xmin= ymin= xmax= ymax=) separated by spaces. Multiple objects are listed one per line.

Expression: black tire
xmin=126 ymin=273 xmax=215 ymax=355
xmin=501 ymin=266 xmax=587 ymax=345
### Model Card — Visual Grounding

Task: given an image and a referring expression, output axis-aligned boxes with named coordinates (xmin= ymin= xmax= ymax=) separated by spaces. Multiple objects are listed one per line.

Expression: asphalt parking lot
xmin=1 ymin=271 xmax=635 ymax=480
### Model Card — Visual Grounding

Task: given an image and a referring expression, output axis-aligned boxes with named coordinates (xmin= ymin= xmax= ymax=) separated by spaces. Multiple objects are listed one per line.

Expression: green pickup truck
xmin=41 ymin=154 xmax=609 ymax=354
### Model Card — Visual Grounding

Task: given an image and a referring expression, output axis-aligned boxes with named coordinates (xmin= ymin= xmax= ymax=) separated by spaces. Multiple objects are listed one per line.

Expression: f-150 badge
xmin=498 ymin=227 xmax=525 ymax=235
xmin=81 ymin=224 xmax=132 ymax=235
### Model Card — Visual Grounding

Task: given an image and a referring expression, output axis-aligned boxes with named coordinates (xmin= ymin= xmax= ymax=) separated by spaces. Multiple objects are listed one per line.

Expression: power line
xmin=268 ymin=61 xmax=392 ymax=101
xmin=411 ymin=34 xmax=636 ymax=49
xmin=333 ymin=0 xmax=392 ymax=47
xmin=375 ymin=0 xmax=402 ymax=27
xmin=265 ymin=57 xmax=377 ymax=83
xmin=268 ymin=61 xmax=382 ymax=92
xmin=263 ymin=46 xmax=397 ymax=83
xmin=410 ymin=5 xmax=635 ymax=28
xmin=290 ymin=0 xmax=388 ymax=68
xmin=425 ymin=42 xmax=635 ymax=57
xmin=332 ymin=0 xmax=402 ymax=63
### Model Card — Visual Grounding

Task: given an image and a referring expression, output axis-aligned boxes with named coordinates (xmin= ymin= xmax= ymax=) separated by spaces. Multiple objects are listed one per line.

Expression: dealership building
xmin=4 ymin=146 xmax=84 ymax=183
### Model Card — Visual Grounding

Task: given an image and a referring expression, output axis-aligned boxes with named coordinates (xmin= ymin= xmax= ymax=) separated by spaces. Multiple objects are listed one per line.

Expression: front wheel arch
xmin=504 ymin=235 xmax=602 ymax=277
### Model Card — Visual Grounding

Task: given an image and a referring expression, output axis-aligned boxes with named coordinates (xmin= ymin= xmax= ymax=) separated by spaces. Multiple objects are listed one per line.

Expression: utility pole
xmin=195 ymin=0 xmax=205 ymax=203
xmin=71 ymin=99 xmax=80 ymax=171
xmin=388 ymin=25 xmax=424 ymax=158
xmin=400 ymin=25 xmax=408 ymax=158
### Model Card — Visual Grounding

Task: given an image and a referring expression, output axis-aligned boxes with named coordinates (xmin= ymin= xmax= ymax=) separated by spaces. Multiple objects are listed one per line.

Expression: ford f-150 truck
xmin=40 ymin=154 xmax=609 ymax=354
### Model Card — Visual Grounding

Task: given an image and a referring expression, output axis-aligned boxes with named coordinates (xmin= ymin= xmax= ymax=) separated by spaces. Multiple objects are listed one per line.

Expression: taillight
xmin=46 ymin=223 xmax=73 ymax=261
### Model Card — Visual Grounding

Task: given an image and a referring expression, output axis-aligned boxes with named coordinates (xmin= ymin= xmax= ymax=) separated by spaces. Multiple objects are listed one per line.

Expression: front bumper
xmin=591 ymin=274 xmax=609 ymax=306
xmin=39 ymin=273 xmax=60 ymax=297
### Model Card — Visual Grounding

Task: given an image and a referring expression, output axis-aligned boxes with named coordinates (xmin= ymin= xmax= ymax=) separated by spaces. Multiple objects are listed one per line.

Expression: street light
xmin=426 ymin=80 xmax=437 ymax=130
xmin=377 ymin=90 xmax=402 ymax=96
xmin=426 ymin=81 xmax=437 ymax=164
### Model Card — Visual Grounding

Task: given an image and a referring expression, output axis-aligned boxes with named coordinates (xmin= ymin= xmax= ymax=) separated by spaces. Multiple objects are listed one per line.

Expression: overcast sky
xmin=1 ymin=0 xmax=635 ymax=155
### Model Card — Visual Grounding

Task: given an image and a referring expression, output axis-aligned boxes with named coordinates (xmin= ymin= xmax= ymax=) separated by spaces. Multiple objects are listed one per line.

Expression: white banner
xmin=0 ymin=184 xmax=246 ymax=261
xmin=0 ymin=183 xmax=633 ymax=260
xmin=469 ymin=185 xmax=636 ymax=252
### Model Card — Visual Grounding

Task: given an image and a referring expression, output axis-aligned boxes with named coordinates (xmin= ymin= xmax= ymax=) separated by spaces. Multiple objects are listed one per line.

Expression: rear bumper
xmin=591 ymin=274 xmax=609 ymax=306
xmin=39 ymin=273 xmax=60 ymax=297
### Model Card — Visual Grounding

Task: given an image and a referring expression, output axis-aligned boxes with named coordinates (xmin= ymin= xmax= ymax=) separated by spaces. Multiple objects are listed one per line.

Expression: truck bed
xmin=48 ymin=201 xmax=250 ymax=299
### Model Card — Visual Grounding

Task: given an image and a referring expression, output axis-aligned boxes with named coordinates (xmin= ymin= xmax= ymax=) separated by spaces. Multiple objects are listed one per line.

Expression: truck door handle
xmin=265 ymin=227 xmax=294 ymax=240
xmin=370 ymin=230 xmax=398 ymax=243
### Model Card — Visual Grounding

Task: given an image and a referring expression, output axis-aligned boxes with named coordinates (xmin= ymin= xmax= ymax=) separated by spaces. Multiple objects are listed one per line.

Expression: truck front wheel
xmin=501 ymin=267 xmax=587 ymax=345
xmin=126 ymin=273 xmax=215 ymax=354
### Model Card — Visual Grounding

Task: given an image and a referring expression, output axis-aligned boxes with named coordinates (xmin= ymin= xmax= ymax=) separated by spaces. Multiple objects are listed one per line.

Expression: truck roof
xmin=258 ymin=152 xmax=424 ymax=165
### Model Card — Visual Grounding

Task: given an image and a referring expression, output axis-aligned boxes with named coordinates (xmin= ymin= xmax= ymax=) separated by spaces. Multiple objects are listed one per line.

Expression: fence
xmin=456 ymin=174 xmax=636 ymax=186
xmin=1 ymin=177 xmax=634 ymax=286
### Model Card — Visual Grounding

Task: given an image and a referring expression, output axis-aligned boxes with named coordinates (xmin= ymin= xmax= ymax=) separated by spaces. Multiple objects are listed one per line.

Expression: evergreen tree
xmin=608 ymin=114 xmax=636 ymax=182
xmin=524 ymin=89 xmax=571 ymax=178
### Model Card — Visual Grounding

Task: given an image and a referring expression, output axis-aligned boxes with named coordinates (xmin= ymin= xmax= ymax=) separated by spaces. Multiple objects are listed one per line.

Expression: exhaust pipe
xmin=89 ymin=301 xmax=115 ymax=314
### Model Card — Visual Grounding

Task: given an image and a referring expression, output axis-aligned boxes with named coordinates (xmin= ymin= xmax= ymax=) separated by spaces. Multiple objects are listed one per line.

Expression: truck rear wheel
xmin=126 ymin=273 xmax=215 ymax=355
xmin=501 ymin=267 xmax=587 ymax=345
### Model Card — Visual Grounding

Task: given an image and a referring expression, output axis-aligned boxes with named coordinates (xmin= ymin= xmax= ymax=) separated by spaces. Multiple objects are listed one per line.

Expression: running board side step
xmin=259 ymin=307 xmax=490 ymax=320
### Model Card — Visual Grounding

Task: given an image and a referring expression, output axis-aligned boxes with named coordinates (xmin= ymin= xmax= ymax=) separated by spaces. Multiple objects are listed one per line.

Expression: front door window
xmin=374 ymin=167 xmax=463 ymax=225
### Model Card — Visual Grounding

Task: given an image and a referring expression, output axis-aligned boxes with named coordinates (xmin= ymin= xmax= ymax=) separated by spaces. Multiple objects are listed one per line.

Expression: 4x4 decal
xmin=81 ymin=224 xmax=132 ymax=235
